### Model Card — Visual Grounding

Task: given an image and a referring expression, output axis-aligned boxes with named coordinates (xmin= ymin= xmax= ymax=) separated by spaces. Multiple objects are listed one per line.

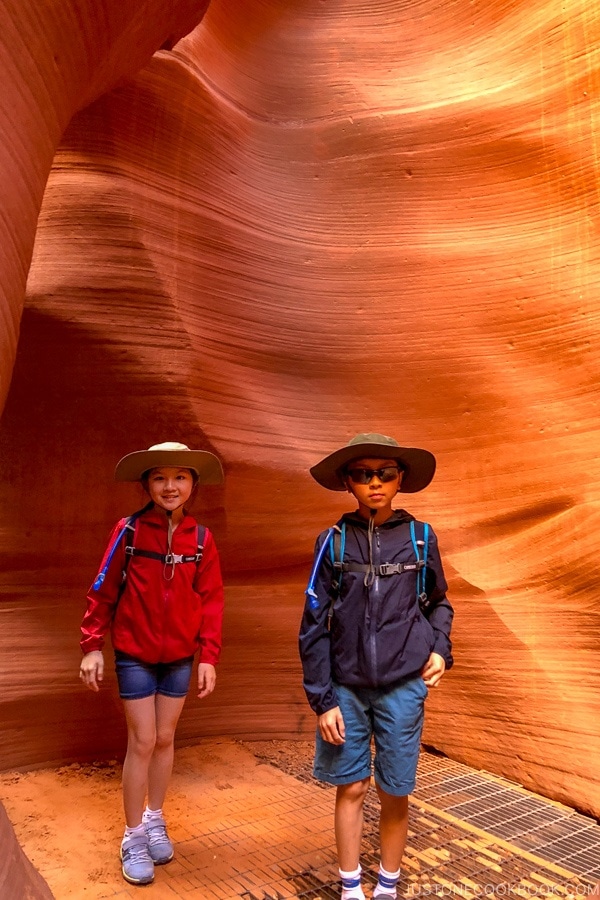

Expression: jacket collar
xmin=341 ymin=508 xmax=414 ymax=529
xmin=139 ymin=504 xmax=197 ymax=532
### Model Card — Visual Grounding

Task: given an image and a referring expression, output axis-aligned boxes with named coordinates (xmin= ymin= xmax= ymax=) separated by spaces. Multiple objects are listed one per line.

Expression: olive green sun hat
xmin=309 ymin=432 xmax=436 ymax=493
xmin=115 ymin=441 xmax=223 ymax=484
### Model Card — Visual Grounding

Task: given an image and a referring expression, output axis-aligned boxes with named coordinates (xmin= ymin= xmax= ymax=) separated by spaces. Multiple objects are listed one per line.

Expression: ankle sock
xmin=340 ymin=865 xmax=365 ymax=900
xmin=142 ymin=806 xmax=163 ymax=823
xmin=122 ymin=822 xmax=145 ymax=845
xmin=373 ymin=864 xmax=401 ymax=898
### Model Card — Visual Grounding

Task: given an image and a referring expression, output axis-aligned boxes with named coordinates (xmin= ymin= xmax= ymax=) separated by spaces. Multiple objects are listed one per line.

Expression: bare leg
xmin=147 ymin=694 xmax=186 ymax=811
xmin=121 ymin=696 xmax=157 ymax=827
xmin=334 ymin=778 xmax=371 ymax=871
xmin=376 ymin=784 xmax=409 ymax=872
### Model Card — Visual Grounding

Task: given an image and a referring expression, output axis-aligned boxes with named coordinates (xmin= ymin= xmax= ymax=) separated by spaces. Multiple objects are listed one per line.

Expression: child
xmin=79 ymin=441 xmax=225 ymax=886
xmin=299 ymin=433 xmax=453 ymax=900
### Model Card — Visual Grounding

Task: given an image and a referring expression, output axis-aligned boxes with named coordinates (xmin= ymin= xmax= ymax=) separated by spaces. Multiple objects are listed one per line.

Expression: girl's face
xmin=145 ymin=466 xmax=195 ymax=514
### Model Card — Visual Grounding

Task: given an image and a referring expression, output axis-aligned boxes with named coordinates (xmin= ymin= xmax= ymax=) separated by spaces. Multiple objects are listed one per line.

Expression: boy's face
xmin=343 ymin=456 xmax=402 ymax=516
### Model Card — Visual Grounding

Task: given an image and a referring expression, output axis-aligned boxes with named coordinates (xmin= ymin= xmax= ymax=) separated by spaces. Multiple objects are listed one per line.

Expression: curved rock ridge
xmin=0 ymin=801 xmax=53 ymax=899
xmin=0 ymin=0 xmax=599 ymax=824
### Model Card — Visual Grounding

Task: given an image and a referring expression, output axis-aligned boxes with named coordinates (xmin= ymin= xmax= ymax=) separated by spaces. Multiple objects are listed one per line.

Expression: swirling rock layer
xmin=1 ymin=0 xmax=599 ymax=828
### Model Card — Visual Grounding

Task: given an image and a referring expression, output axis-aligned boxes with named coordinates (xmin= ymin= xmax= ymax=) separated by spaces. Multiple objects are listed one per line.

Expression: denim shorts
xmin=114 ymin=651 xmax=194 ymax=700
xmin=313 ymin=677 xmax=428 ymax=796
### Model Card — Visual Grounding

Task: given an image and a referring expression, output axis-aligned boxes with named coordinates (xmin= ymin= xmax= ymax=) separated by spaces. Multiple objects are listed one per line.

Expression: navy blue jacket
xmin=299 ymin=509 xmax=454 ymax=716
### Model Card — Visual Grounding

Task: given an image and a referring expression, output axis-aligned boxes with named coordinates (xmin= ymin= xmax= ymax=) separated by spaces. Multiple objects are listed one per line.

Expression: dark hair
xmin=141 ymin=467 xmax=199 ymax=486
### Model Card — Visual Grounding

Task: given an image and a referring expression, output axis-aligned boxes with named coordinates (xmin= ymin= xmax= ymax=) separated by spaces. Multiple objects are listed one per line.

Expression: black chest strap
xmin=122 ymin=522 xmax=205 ymax=585
xmin=124 ymin=546 xmax=204 ymax=565
xmin=334 ymin=559 xmax=425 ymax=576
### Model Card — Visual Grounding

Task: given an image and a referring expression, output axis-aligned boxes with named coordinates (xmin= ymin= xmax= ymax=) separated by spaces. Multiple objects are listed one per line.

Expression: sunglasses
xmin=346 ymin=466 xmax=400 ymax=484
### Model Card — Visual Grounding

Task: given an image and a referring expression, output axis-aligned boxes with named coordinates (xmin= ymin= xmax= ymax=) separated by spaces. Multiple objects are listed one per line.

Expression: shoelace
xmin=123 ymin=841 xmax=151 ymax=862
xmin=146 ymin=823 xmax=168 ymax=846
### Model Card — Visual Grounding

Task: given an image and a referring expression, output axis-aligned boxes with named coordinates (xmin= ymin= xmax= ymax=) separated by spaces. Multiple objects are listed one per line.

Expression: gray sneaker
xmin=120 ymin=833 xmax=154 ymax=885
xmin=144 ymin=816 xmax=174 ymax=865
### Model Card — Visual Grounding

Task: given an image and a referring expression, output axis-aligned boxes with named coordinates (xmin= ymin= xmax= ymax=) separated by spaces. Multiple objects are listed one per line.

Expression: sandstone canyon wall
xmin=1 ymin=0 xmax=600 ymax=829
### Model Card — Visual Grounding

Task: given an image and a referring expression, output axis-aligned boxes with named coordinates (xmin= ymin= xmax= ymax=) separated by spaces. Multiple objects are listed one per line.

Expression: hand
xmin=79 ymin=650 xmax=104 ymax=692
xmin=197 ymin=663 xmax=216 ymax=699
xmin=421 ymin=652 xmax=446 ymax=688
xmin=318 ymin=706 xmax=345 ymax=745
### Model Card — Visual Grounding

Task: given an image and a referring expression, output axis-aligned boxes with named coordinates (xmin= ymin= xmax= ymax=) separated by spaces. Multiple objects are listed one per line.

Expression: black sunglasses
xmin=346 ymin=466 xmax=400 ymax=484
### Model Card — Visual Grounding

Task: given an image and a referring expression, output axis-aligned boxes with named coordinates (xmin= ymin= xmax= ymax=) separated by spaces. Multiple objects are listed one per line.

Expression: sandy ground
xmin=0 ymin=739 xmax=320 ymax=899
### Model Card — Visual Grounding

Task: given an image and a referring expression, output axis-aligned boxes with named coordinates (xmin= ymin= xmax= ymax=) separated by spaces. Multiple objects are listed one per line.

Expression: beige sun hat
xmin=309 ymin=432 xmax=436 ymax=493
xmin=115 ymin=441 xmax=224 ymax=484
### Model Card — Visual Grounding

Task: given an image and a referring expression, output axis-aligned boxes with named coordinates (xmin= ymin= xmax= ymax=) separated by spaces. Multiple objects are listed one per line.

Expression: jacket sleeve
xmin=298 ymin=531 xmax=339 ymax=716
xmin=80 ymin=519 xmax=127 ymax=654
xmin=424 ymin=527 xmax=454 ymax=668
xmin=193 ymin=529 xmax=224 ymax=666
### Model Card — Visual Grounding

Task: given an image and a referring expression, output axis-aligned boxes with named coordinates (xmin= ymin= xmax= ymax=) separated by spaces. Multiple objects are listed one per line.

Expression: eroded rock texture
xmin=1 ymin=0 xmax=600 ymax=828
xmin=0 ymin=802 xmax=53 ymax=899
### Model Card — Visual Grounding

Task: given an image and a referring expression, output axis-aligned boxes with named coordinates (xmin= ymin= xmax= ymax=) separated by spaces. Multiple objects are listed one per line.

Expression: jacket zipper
xmin=368 ymin=528 xmax=381 ymax=685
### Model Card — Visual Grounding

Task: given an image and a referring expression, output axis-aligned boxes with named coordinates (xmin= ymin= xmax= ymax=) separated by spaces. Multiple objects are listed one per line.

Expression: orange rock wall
xmin=0 ymin=802 xmax=53 ymax=899
xmin=1 ymin=0 xmax=600 ymax=822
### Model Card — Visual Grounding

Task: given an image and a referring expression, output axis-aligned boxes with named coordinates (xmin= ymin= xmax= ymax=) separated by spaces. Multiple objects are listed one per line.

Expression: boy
xmin=299 ymin=433 xmax=453 ymax=900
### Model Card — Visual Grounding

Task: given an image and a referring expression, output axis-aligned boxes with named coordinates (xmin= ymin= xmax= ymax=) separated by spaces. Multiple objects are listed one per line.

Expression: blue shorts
xmin=114 ymin=651 xmax=194 ymax=700
xmin=313 ymin=677 xmax=428 ymax=796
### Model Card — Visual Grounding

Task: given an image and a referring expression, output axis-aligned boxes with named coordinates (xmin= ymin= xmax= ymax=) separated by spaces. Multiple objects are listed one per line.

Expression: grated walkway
xmin=414 ymin=751 xmax=600 ymax=883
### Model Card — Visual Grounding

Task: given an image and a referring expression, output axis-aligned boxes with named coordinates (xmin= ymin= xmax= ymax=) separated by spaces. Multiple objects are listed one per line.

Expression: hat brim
xmin=310 ymin=442 xmax=436 ymax=493
xmin=115 ymin=449 xmax=224 ymax=484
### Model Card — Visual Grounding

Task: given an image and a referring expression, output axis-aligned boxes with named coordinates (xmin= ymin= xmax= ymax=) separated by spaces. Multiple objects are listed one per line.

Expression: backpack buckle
xmin=164 ymin=553 xmax=184 ymax=565
xmin=379 ymin=563 xmax=401 ymax=576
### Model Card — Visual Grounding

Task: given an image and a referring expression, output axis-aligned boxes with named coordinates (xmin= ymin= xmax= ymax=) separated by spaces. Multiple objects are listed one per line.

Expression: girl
xmin=79 ymin=441 xmax=225 ymax=886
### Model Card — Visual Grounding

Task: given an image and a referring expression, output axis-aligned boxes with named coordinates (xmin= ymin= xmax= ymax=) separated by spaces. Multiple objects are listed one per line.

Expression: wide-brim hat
xmin=310 ymin=432 xmax=436 ymax=493
xmin=115 ymin=441 xmax=224 ymax=484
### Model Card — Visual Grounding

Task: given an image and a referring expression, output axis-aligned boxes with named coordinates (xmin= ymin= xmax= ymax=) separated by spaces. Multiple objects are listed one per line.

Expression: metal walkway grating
xmin=248 ymin=742 xmax=599 ymax=898
xmin=413 ymin=750 xmax=600 ymax=882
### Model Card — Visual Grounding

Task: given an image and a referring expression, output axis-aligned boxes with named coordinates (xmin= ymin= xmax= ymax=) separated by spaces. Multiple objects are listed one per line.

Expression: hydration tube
xmin=305 ymin=526 xmax=338 ymax=609
xmin=91 ymin=504 xmax=151 ymax=591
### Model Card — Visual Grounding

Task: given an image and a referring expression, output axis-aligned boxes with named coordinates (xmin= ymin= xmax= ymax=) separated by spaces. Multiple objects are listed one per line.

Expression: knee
xmin=154 ymin=727 xmax=176 ymax=753
xmin=337 ymin=778 xmax=371 ymax=805
xmin=376 ymin=785 xmax=409 ymax=813
xmin=127 ymin=730 xmax=156 ymax=759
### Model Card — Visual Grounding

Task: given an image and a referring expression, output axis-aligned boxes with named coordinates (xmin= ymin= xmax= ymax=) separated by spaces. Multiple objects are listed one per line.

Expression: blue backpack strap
xmin=410 ymin=520 xmax=430 ymax=612
xmin=329 ymin=520 xmax=346 ymax=598
xmin=305 ymin=524 xmax=341 ymax=609
xmin=92 ymin=504 xmax=205 ymax=593
xmin=91 ymin=503 xmax=151 ymax=591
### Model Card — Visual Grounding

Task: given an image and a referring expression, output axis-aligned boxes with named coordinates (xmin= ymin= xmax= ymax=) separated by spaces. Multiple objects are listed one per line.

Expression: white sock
xmin=122 ymin=822 xmax=145 ymax=844
xmin=373 ymin=864 xmax=401 ymax=898
xmin=142 ymin=805 xmax=163 ymax=822
xmin=340 ymin=864 xmax=365 ymax=900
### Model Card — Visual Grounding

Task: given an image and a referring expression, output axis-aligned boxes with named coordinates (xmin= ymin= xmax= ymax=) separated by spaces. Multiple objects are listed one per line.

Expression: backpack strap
xmin=330 ymin=521 xmax=346 ymax=598
xmin=305 ymin=524 xmax=340 ymax=610
xmin=118 ymin=515 xmax=137 ymax=597
xmin=124 ymin=523 xmax=206 ymax=566
xmin=334 ymin=560 xmax=424 ymax=576
xmin=91 ymin=503 xmax=152 ymax=592
xmin=92 ymin=510 xmax=205 ymax=594
xmin=410 ymin=520 xmax=430 ymax=613
xmin=304 ymin=519 xmax=431 ymax=621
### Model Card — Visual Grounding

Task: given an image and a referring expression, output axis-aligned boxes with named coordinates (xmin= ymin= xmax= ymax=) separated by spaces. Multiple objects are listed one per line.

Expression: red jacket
xmin=81 ymin=506 xmax=224 ymax=665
